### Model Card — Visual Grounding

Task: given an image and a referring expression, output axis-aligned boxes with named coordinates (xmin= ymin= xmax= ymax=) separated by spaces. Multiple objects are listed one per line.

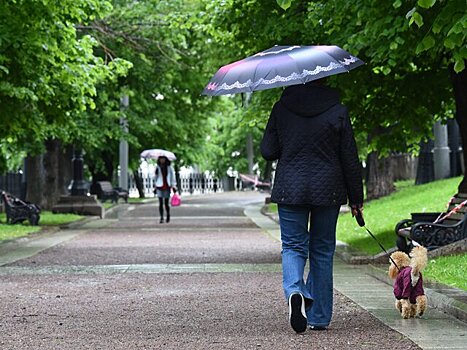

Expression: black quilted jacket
xmin=260 ymin=82 xmax=363 ymax=207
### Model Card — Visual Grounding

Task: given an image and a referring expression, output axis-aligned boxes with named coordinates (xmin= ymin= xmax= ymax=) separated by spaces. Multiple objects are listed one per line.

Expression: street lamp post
xmin=69 ymin=148 xmax=88 ymax=196
xmin=119 ymin=95 xmax=129 ymax=191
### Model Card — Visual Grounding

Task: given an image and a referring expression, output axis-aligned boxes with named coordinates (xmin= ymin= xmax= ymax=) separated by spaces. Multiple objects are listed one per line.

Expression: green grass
xmin=0 ymin=223 xmax=41 ymax=241
xmin=0 ymin=197 xmax=143 ymax=242
xmin=265 ymin=203 xmax=278 ymax=214
xmin=38 ymin=211 xmax=84 ymax=226
xmin=424 ymin=254 xmax=467 ymax=291
xmin=0 ymin=211 xmax=84 ymax=242
xmin=336 ymin=176 xmax=463 ymax=255
xmin=128 ymin=197 xmax=153 ymax=203
xmin=102 ymin=202 xmax=114 ymax=209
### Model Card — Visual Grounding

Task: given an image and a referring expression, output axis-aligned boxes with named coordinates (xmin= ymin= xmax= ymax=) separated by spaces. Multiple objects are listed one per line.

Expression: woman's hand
xmin=351 ymin=204 xmax=364 ymax=226
xmin=351 ymin=205 xmax=363 ymax=218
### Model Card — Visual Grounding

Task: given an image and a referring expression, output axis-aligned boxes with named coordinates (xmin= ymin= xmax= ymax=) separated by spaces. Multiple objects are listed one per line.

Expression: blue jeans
xmin=278 ymin=204 xmax=340 ymax=327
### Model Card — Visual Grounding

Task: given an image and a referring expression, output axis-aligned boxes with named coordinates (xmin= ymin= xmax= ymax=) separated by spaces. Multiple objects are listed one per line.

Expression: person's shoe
xmin=308 ymin=325 xmax=327 ymax=331
xmin=160 ymin=218 xmax=164 ymax=224
xmin=288 ymin=293 xmax=307 ymax=333
xmin=166 ymin=215 xmax=170 ymax=223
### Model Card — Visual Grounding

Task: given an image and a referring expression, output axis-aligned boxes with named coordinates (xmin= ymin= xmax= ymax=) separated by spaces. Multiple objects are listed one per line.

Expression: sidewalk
xmin=0 ymin=192 xmax=465 ymax=349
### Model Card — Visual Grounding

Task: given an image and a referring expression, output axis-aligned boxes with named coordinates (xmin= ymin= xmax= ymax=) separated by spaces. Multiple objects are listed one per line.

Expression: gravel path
xmin=0 ymin=192 xmax=422 ymax=349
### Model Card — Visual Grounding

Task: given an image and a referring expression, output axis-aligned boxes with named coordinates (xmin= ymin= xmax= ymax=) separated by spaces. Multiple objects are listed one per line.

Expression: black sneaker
xmin=288 ymin=293 xmax=307 ymax=333
xmin=166 ymin=215 xmax=170 ymax=223
xmin=160 ymin=218 xmax=164 ymax=224
xmin=309 ymin=325 xmax=327 ymax=331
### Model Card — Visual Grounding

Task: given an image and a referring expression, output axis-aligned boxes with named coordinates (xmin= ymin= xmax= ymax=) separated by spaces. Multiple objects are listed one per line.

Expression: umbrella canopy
xmin=140 ymin=149 xmax=176 ymax=161
xmin=202 ymin=45 xmax=364 ymax=96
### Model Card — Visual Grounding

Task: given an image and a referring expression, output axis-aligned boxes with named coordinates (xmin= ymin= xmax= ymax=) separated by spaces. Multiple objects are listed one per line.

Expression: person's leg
xmin=158 ymin=197 xmax=164 ymax=223
xmin=278 ymin=204 xmax=312 ymax=333
xmin=278 ymin=205 xmax=313 ymax=305
xmin=305 ymin=205 xmax=340 ymax=328
xmin=165 ymin=198 xmax=170 ymax=223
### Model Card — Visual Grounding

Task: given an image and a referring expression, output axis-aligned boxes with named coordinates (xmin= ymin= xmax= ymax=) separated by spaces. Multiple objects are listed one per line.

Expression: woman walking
xmin=260 ymin=80 xmax=364 ymax=333
xmin=154 ymin=156 xmax=177 ymax=223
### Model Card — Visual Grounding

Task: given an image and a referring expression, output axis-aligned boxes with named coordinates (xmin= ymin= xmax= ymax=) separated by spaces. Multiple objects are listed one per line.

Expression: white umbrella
xmin=140 ymin=149 xmax=176 ymax=161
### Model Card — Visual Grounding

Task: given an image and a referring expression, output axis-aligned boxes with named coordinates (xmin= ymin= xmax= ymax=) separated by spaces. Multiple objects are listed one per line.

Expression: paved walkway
xmin=0 ymin=192 xmax=465 ymax=349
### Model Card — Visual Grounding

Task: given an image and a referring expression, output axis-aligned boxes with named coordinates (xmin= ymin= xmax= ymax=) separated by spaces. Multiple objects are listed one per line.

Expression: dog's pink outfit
xmin=393 ymin=266 xmax=425 ymax=304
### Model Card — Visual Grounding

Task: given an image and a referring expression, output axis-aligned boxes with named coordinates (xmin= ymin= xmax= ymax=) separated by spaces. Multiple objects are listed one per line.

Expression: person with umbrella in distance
xmin=260 ymin=78 xmax=364 ymax=333
xmin=154 ymin=156 xmax=177 ymax=223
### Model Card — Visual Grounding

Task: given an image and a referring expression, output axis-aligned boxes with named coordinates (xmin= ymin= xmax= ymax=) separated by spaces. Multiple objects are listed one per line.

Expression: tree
xmin=199 ymin=96 xmax=266 ymax=177
xmin=78 ymin=0 xmax=219 ymax=192
xmin=201 ymin=0 xmax=465 ymax=199
xmin=1 ymin=0 xmax=222 ymax=204
xmin=404 ymin=0 xmax=467 ymax=191
xmin=0 ymin=0 xmax=130 ymax=152
xmin=275 ymin=0 xmax=466 ymax=197
xmin=0 ymin=0 xmax=131 ymax=207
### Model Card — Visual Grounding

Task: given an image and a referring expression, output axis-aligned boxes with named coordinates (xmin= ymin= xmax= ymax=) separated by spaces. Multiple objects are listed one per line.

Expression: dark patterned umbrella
xmin=202 ymin=45 xmax=364 ymax=96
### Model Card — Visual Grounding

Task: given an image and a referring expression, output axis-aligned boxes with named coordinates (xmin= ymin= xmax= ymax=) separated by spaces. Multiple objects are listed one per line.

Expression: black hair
xmin=157 ymin=156 xmax=171 ymax=167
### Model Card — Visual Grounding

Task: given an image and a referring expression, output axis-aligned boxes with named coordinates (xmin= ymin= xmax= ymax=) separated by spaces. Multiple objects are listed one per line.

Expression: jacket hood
xmin=279 ymin=82 xmax=340 ymax=117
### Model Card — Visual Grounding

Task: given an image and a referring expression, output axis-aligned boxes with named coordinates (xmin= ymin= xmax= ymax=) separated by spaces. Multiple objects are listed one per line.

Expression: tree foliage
xmin=198 ymin=0 xmax=466 ymax=198
xmin=79 ymin=0 xmax=218 ymax=177
xmin=0 ymin=0 xmax=223 ymax=185
xmin=0 ymin=0 xmax=131 ymax=167
xmin=204 ymin=0 xmax=464 ymax=157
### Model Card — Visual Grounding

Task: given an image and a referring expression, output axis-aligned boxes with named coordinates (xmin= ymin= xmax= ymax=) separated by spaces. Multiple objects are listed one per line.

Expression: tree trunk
xmin=415 ymin=140 xmax=435 ymax=185
xmin=25 ymin=154 xmax=45 ymax=208
xmin=173 ymin=162 xmax=181 ymax=191
xmin=391 ymin=153 xmax=416 ymax=181
xmin=133 ymin=170 xmax=145 ymax=198
xmin=451 ymin=63 xmax=467 ymax=193
xmin=26 ymin=140 xmax=71 ymax=209
xmin=365 ymin=151 xmax=395 ymax=200
xmin=246 ymin=133 xmax=254 ymax=174
xmin=103 ymin=154 xmax=115 ymax=183
xmin=42 ymin=139 xmax=61 ymax=209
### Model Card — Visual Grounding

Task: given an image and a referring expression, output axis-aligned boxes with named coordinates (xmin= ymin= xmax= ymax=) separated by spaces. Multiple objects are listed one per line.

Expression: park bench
xmin=1 ymin=191 xmax=40 ymax=225
xmin=95 ymin=181 xmax=128 ymax=203
xmin=395 ymin=193 xmax=467 ymax=253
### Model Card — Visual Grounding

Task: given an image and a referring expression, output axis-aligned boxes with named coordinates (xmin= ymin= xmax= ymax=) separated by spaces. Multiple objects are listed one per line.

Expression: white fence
xmin=128 ymin=172 xmax=243 ymax=197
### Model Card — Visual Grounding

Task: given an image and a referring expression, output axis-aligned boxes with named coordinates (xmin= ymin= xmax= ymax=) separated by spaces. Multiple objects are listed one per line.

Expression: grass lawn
xmin=0 ymin=198 xmax=144 ymax=242
xmin=424 ymin=254 xmax=467 ymax=290
xmin=336 ymin=176 xmax=463 ymax=255
xmin=337 ymin=176 xmax=466 ymax=290
xmin=0 ymin=198 xmax=145 ymax=242
xmin=0 ymin=211 xmax=84 ymax=242
xmin=0 ymin=223 xmax=41 ymax=241
xmin=128 ymin=197 xmax=154 ymax=203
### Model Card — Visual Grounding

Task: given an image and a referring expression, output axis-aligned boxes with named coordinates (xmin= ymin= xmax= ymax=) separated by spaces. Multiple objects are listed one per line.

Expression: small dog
xmin=388 ymin=246 xmax=428 ymax=318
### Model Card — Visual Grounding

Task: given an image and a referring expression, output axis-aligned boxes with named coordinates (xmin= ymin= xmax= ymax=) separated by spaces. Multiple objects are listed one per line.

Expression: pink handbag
xmin=171 ymin=193 xmax=181 ymax=207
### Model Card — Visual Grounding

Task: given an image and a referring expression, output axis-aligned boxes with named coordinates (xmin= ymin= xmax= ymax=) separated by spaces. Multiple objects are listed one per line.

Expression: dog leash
xmin=355 ymin=208 xmax=401 ymax=272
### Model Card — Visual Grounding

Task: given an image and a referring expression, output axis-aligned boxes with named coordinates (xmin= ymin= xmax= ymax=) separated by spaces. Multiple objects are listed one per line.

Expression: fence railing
xmin=128 ymin=173 xmax=243 ymax=197
xmin=0 ymin=172 xmax=23 ymax=198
